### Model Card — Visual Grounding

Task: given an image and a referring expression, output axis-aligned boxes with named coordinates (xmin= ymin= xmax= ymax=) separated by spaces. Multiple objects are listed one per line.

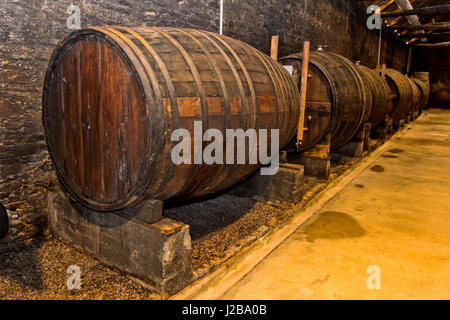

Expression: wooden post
xmin=406 ymin=47 xmax=412 ymax=74
xmin=381 ymin=63 xmax=387 ymax=78
xmin=296 ymin=41 xmax=310 ymax=148
xmin=270 ymin=35 xmax=279 ymax=61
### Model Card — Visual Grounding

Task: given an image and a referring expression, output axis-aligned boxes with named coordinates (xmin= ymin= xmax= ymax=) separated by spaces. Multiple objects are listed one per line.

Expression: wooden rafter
xmin=381 ymin=4 xmax=450 ymax=18
xmin=388 ymin=22 xmax=450 ymax=30
xmin=399 ymin=31 xmax=450 ymax=39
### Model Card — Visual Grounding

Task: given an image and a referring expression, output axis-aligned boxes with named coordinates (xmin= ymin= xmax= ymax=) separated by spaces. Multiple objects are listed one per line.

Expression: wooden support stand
xmin=363 ymin=123 xmax=372 ymax=151
xmin=238 ymin=162 xmax=305 ymax=204
xmin=48 ymin=189 xmax=192 ymax=298
xmin=289 ymin=134 xmax=331 ymax=180
xmin=376 ymin=115 xmax=393 ymax=141
xmin=337 ymin=123 xmax=371 ymax=158
xmin=404 ymin=113 xmax=411 ymax=123
xmin=385 ymin=116 xmax=394 ymax=133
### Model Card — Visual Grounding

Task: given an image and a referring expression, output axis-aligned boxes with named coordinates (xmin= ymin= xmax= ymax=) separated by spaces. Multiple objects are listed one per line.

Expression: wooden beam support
xmin=381 ymin=5 xmax=450 ymax=18
xmin=394 ymin=0 xmax=426 ymax=43
xmin=408 ymin=41 xmax=450 ymax=47
xmin=406 ymin=38 xmax=421 ymax=44
xmin=400 ymin=32 xmax=450 ymax=39
xmin=379 ymin=0 xmax=396 ymax=12
xmin=388 ymin=23 xmax=450 ymax=31
xmin=386 ymin=16 xmax=405 ymax=27
xmin=406 ymin=47 xmax=412 ymax=74
xmin=296 ymin=41 xmax=310 ymax=148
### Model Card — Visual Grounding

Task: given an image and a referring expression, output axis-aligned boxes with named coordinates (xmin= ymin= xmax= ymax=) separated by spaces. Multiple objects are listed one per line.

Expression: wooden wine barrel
xmin=411 ymin=71 xmax=430 ymax=88
xmin=355 ymin=63 xmax=391 ymax=128
xmin=42 ymin=26 xmax=300 ymax=211
xmin=411 ymin=78 xmax=430 ymax=110
xmin=407 ymin=77 xmax=422 ymax=113
xmin=279 ymin=49 xmax=371 ymax=151
xmin=384 ymin=68 xmax=413 ymax=124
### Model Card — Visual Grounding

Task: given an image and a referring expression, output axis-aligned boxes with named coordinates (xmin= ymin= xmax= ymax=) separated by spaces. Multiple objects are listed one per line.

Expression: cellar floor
xmin=218 ymin=108 xmax=450 ymax=299
xmin=2 ymin=109 xmax=449 ymax=300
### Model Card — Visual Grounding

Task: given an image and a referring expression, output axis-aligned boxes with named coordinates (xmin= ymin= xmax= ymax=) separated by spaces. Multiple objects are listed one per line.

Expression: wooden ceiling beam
xmin=388 ymin=22 xmax=450 ymax=30
xmin=408 ymin=41 xmax=450 ymax=47
xmin=381 ymin=5 xmax=450 ymax=18
xmin=393 ymin=0 xmax=426 ymax=42
xmin=399 ymin=32 xmax=450 ymax=39
xmin=379 ymin=0 xmax=396 ymax=12
xmin=386 ymin=16 xmax=405 ymax=27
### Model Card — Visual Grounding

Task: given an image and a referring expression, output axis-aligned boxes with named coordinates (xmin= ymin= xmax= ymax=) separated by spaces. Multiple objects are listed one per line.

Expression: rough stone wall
xmin=0 ymin=0 xmax=408 ymax=241
xmin=225 ymin=0 xmax=407 ymax=69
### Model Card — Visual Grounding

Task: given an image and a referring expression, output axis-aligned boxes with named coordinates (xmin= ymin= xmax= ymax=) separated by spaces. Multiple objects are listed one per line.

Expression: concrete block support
xmin=289 ymin=134 xmax=331 ymax=180
xmin=337 ymin=123 xmax=371 ymax=158
xmin=239 ymin=163 xmax=305 ymax=204
xmin=376 ymin=115 xmax=394 ymax=141
xmin=48 ymin=191 xmax=192 ymax=297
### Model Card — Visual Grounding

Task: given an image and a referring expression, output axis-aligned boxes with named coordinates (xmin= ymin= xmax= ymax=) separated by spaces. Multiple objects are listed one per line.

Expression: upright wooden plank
xmin=296 ymin=41 xmax=310 ymax=144
xmin=270 ymin=35 xmax=279 ymax=61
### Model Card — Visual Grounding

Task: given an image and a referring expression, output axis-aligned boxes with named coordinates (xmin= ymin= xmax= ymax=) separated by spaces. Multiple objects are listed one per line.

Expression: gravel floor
xmin=0 ymin=236 xmax=159 ymax=299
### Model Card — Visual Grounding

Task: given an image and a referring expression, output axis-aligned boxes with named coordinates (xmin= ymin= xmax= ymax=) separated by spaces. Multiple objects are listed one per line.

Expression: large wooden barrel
xmin=384 ymin=68 xmax=413 ymax=124
xmin=279 ymin=49 xmax=371 ymax=151
xmin=42 ymin=26 xmax=300 ymax=211
xmin=355 ymin=63 xmax=392 ymax=128
xmin=411 ymin=71 xmax=430 ymax=88
xmin=411 ymin=78 xmax=429 ymax=110
xmin=412 ymin=77 xmax=430 ymax=109
xmin=407 ymin=77 xmax=422 ymax=113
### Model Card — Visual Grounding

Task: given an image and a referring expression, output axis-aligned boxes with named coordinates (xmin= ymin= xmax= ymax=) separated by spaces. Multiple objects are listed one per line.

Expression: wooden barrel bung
xmin=42 ymin=26 xmax=300 ymax=211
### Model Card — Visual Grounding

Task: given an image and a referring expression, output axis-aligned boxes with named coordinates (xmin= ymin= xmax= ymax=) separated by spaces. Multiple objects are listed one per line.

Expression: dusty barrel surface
xmin=355 ymin=64 xmax=391 ymax=128
xmin=384 ymin=68 xmax=413 ymax=123
xmin=411 ymin=78 xmax=430 ymax=109
xmin=42 ymin=26 xmax=300 ymax=211
xmin=279 ymin=49 xmax=371 ymax=151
